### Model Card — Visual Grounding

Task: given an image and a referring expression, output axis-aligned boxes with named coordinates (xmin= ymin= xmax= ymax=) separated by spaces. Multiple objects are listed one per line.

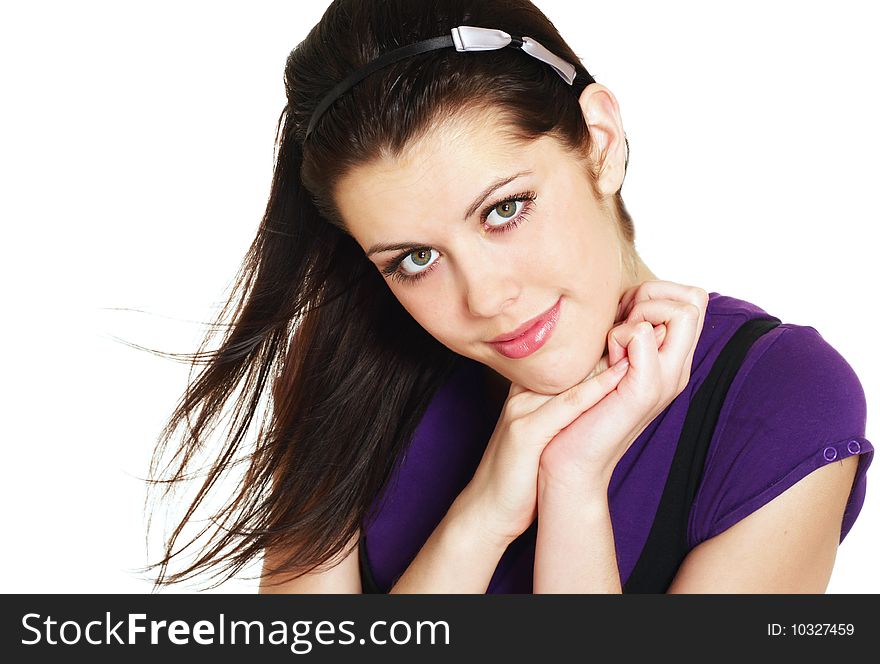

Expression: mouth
xmin=488 ymin=297 xmax=562 ymax=343
xmin=487 ymin=296 xmax=562 ymax=360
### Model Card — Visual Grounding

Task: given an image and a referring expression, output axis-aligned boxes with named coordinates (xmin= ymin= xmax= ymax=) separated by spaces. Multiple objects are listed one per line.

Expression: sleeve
xmin=688 ymin=324 xmax=874 ymax=549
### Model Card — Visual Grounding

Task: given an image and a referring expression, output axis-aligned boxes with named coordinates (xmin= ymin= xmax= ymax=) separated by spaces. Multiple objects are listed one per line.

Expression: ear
xmin=577 ymin=83 xmax=627 ymax=197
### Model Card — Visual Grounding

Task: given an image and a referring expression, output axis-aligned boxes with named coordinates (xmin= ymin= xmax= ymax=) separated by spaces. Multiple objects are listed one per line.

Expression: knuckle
xmin=608 ymin=327 xmax=621 ymax=346
xmin=506 ymin=416 xmax=529 ymax=442
xmin=625 ymin=300 xmax=643 ymax=322
xmin=695 ymin=287 xmax=710 ymax=306
xmin=562 ymin=382 xmax=582 ymax=408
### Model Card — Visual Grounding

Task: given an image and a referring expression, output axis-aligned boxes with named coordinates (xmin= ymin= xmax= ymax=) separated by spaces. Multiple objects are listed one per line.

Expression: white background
xmin=1 ymin=0 xmax=876 ymax=593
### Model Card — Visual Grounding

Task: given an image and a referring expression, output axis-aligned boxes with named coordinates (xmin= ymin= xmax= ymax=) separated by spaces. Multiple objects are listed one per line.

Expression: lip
xmin=488 ymin=296 xmax=562 ymax=359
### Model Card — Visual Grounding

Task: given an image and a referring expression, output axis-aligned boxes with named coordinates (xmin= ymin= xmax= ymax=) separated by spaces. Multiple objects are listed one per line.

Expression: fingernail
xmin=613 ymin=357 xmax=630 ymax=372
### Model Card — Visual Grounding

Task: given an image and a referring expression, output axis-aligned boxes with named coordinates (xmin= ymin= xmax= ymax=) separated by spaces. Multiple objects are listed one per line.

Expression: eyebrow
xmin=365 ymin=169 xmax=534 ymax=258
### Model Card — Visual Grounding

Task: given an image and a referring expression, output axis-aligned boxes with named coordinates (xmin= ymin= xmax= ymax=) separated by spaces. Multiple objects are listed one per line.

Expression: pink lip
xmin=488 ymin=297 xmax=562 ymax=359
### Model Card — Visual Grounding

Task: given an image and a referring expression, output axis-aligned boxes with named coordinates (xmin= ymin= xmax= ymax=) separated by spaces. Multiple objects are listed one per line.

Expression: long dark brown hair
xmin=138 ymin=0 xmax=634 ymax=590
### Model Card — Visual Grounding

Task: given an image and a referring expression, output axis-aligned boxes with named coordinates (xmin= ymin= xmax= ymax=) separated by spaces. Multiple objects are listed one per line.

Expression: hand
xmin=537 ymin=280 xmax=709 ymax=489
xmin=463 ymin=355 xmax=633 ymax=545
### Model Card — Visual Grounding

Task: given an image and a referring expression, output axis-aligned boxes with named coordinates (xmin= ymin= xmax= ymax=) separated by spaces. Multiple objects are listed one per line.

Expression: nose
xmin=461 ymin=253 xmax=520 ymax=319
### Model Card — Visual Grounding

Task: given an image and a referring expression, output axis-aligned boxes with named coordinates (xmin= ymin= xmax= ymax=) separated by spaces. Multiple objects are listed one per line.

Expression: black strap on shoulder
xmin=622 ymin=316 xmax=781 ymax=593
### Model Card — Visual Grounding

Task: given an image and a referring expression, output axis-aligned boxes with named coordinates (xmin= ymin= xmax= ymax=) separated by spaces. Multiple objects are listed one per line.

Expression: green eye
xmin=494 ymin=201 xmax=517 ymax=219
xmin=409 ymin=249 xmax=432 ymax=266
xmin=383 ymin=190 xmax=537 ymax=286
xmin=392 ymin=247 xmax=439 ymax=281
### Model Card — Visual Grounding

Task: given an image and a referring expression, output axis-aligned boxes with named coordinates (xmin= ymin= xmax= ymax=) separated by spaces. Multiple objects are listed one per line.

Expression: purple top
xmin=362 ymin=291 xmax=874 ymax=592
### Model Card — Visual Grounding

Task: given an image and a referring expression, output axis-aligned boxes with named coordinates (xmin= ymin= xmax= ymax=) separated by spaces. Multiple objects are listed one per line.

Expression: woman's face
xmin=335 ymin=101 xmax=635 ymax=395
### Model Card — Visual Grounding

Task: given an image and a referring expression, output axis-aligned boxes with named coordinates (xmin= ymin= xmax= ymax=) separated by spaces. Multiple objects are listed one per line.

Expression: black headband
xmin=304 ymin=25 xmax=595 ymax=141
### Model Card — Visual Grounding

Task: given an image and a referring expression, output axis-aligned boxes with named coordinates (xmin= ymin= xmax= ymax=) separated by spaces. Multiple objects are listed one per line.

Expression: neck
xmin=620 ymin=250 xmax=658 ymax=297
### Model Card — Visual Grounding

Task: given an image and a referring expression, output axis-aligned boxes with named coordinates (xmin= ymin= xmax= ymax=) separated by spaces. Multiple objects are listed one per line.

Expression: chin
xmin=518 ymin=358 xmax=598 ymax=396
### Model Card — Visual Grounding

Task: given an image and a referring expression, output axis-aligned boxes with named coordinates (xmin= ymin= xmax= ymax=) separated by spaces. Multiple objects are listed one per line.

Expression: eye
xmin=484 ymin=199 xmax=525 ymax=228
xmin=382 ymin=190 xmax=537 ymax=286
xmin=395 ymin=247 xmax=438 ymax=279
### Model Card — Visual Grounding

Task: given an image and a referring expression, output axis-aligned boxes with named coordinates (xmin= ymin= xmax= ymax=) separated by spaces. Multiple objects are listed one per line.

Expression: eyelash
xmin=382 ymin=190 xmax=538 ymax=285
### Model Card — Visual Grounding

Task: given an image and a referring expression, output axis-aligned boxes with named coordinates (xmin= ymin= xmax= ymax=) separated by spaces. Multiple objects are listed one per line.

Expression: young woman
xmin=143 ymin=0 xmax=873 ymax=593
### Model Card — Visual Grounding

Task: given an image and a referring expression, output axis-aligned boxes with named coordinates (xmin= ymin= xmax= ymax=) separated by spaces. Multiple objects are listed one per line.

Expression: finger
xmin=615 ymin=286 xmax=638 ymax=323
xmin=618 ymin=281 xmax=708 ymax=329
xmin=528 ymin=357 xmax=630 ymax=443
xmin=508 ymin=350 xmax=627 ymax=414
xmin=655 ymin=322 xmax=668 ymax=348
xmin=626 ymin=298 xmax=700 ymax=384
xmin=505 ymin=391 xmax=555 ymax=419
xmin=607 ymin=320 xmax=666 ymax=365
xmin=626 ymin=298 xmax=696 ymax=334
xmin=503 ymin=382 xmax=558 ymax=420
xmin=627 ymin=285 xmax=707 ymax=358
xmin=589 ymin=352 xmax=611 ymax=378
xmin=619 ymin=320 xmax=663 ymax=397
xmin=629 ymin=284 xmax=707 ymax=361
xmin=617 ymin=286 xmax=637 ymax=319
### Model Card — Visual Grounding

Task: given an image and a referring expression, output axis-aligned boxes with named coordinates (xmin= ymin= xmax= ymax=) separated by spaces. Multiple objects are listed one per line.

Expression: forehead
xmin=334 ymin=110 xmax=563 ymax=246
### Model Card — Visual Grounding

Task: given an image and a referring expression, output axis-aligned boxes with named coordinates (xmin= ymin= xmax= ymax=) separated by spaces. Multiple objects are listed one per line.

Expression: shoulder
xmin=688 ymin=319 xmax=873 ymax=548
xmin=667 ymin=314 xmax=874 ymax=592
xmin=726 ymin=322 xmax=867 ymax=432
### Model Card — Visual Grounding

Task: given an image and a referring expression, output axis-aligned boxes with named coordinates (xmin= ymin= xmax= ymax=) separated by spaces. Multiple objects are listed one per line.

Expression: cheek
xmin=526 ymin=198 xmax=605 ymax=277
xmin=394 ymin=287 xmax=463 ymax=342
xmin=552 ymin=202 xmax=620 ymax=287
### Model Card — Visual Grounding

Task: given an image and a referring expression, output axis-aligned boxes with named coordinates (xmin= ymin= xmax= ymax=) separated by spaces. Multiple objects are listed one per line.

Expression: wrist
xmin=451 ymin=484 xmax=516 ymax=552
xmin=537 ymin=462 xmax=610 ymax=507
